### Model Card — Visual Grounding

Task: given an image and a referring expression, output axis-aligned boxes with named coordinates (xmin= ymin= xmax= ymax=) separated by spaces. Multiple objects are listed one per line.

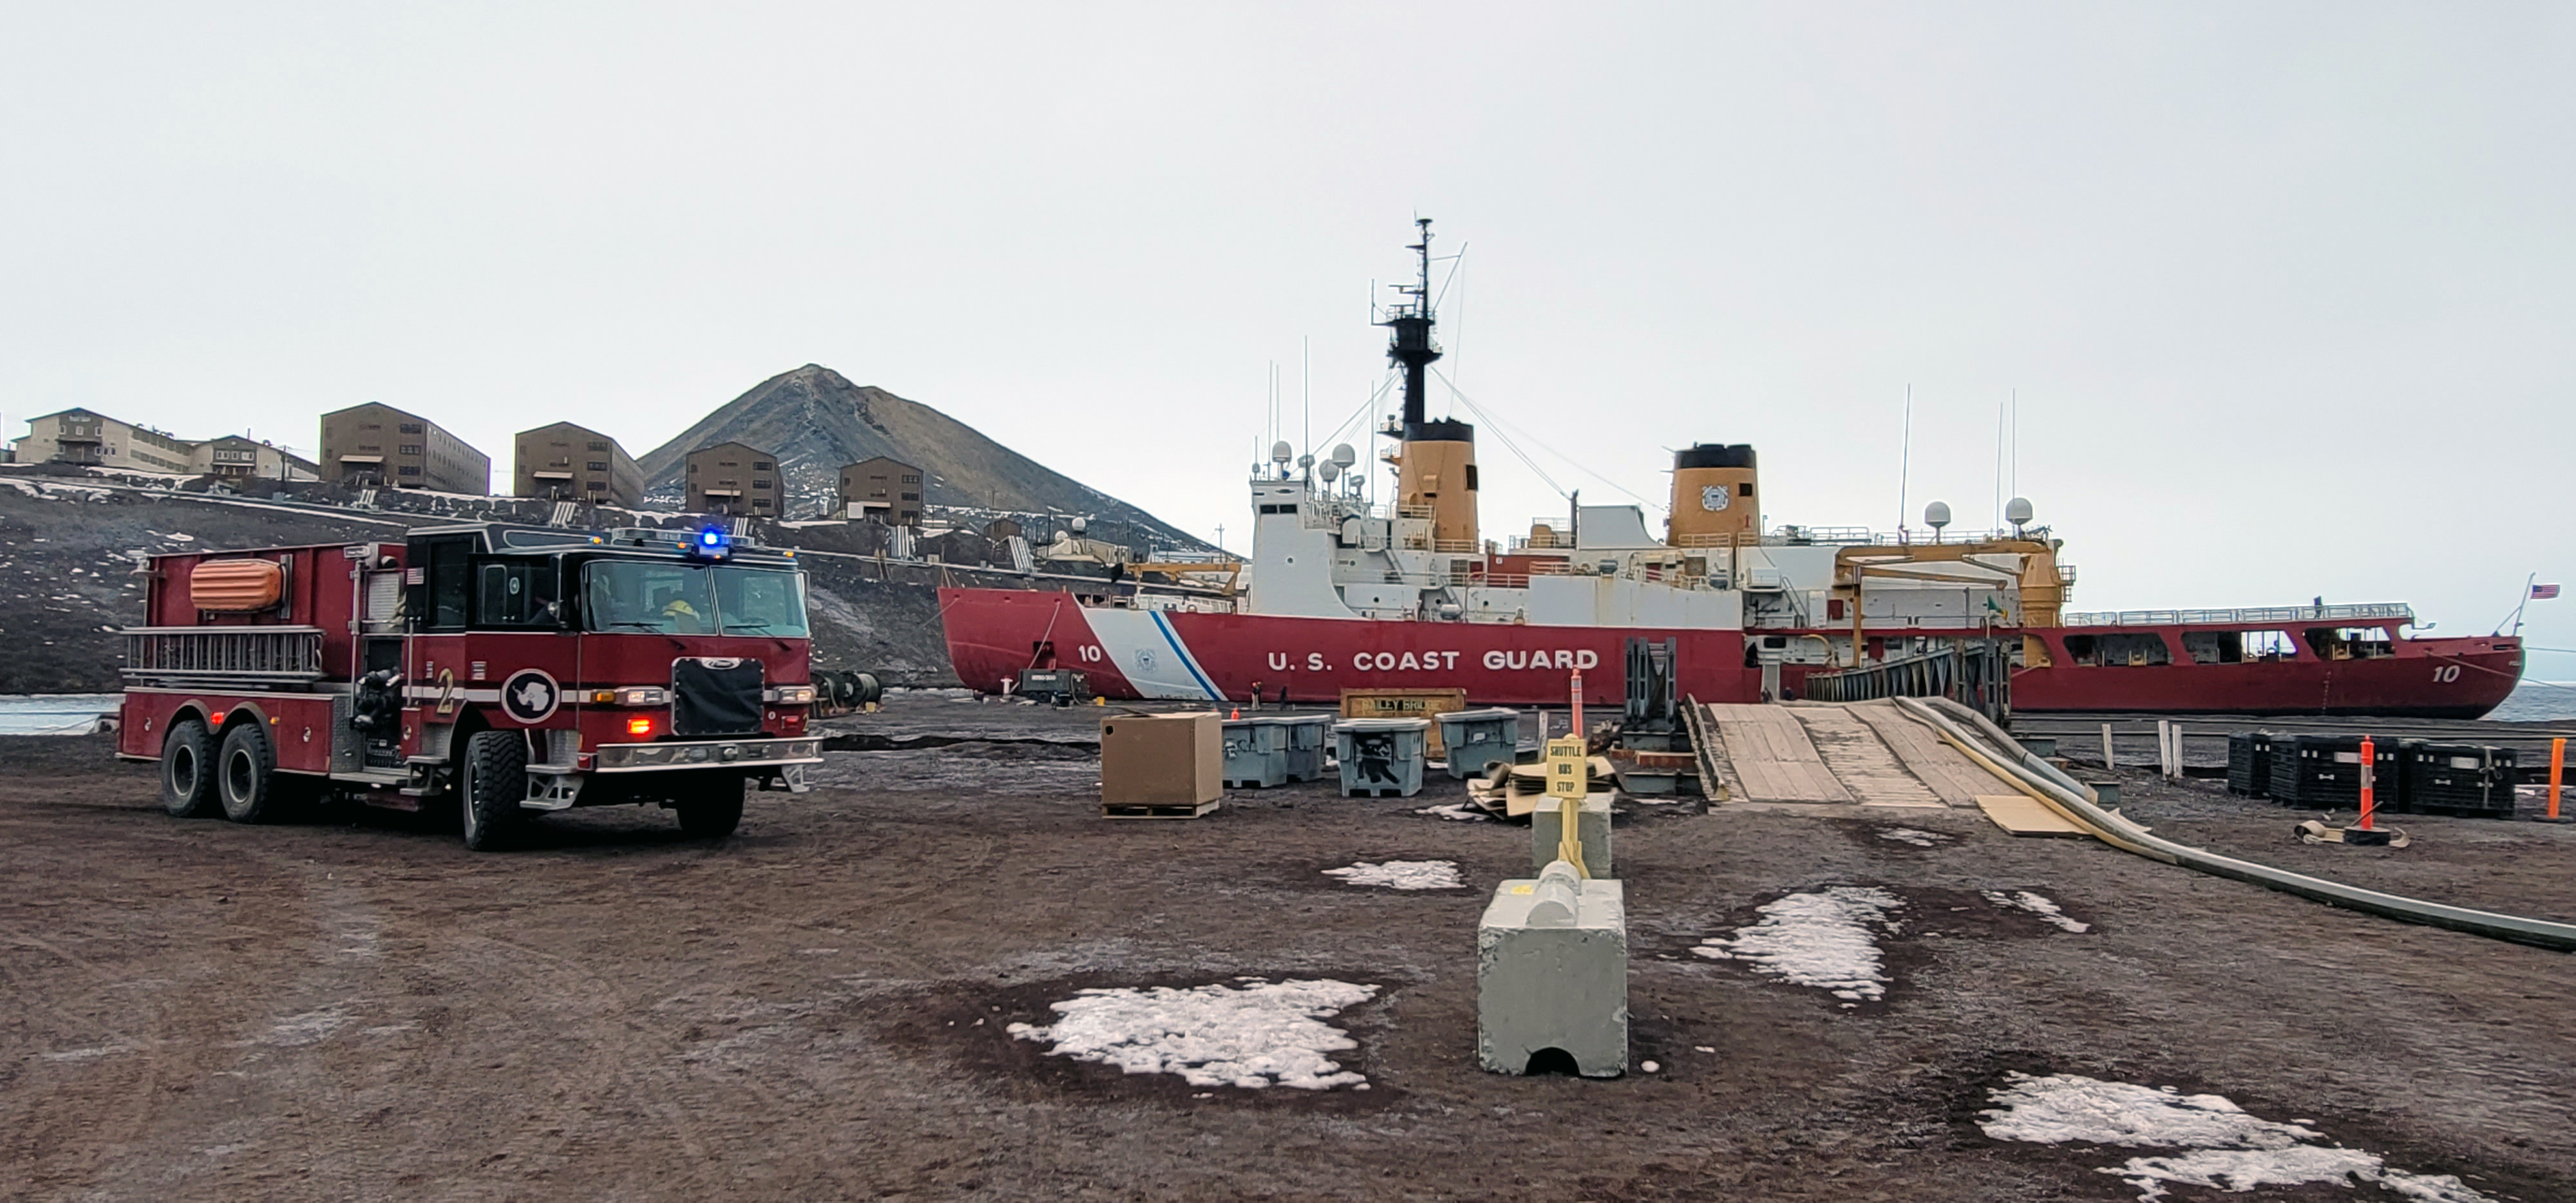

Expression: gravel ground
xmin=5 ymin=698 xmax=2574 ymax=1200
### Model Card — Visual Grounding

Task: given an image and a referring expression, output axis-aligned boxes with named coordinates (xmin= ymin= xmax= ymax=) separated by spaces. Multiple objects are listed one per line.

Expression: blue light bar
xmin=688 ymin=525 xmax=732 ymax=559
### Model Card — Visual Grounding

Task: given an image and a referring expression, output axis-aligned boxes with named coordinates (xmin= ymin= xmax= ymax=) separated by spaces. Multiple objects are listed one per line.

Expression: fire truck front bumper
xmin=590 ymin=737 xmax=825 ymax=773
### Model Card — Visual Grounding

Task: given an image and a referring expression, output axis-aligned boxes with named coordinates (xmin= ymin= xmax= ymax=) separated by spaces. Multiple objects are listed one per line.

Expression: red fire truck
xmin=115 ymin=522 xmax=824 ymax=850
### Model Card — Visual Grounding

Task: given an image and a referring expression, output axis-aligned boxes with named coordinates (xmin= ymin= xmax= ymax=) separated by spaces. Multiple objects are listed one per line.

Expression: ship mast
xmin=1381 ymin=218 xmax=1443 ymax=433
xmin=1376 ymin=217 xmax=1479 ymax=552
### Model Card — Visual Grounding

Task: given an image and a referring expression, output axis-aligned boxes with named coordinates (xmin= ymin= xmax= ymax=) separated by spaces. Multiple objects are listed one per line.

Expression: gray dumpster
xmin=1437 ymin=708 xmax=1522 ymax=779
xmin=1276 ymin=714 xmax=1334 ymax=782
xmin=1220 ymin=716 xmax=1290 ymax=789
xmin=1334 ymin=717 xmax=1430 ymax=798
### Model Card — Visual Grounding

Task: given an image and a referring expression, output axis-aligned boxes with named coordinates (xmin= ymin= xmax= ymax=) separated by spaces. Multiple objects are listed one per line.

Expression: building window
xmin=753 ymin=478 xmax=770 ymax=489
xmin=398 ymin=422 xmax=423 ymax=434
xmin=686 ymin=462 xmax=697 ymax=473
xmin=754 ymin=460 xmax=773 ymax=470
xmin=587 ymin=460 xmax=607 ymax=472
xmin=399 ymin=466 xmax=422 ymax=477
xmin=901 ymin=473 xmax=920 ymax=484
xmin=901 ymin=492 xmax=919 ymax=501
xmin=588 ymin=441 xmax=608 ymax=451
xmin=400 ymin=444 xmax=422 ymax=455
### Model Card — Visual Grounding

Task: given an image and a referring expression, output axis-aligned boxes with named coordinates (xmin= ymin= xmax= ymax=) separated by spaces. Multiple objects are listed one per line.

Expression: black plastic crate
xmin=2274 ymin=735 xmax=2402 ymax=810
xmin=2226 ymin=731 xmax=2274 ymax=797
xmin=2396 ymin=743 xmax=2516 ymax=817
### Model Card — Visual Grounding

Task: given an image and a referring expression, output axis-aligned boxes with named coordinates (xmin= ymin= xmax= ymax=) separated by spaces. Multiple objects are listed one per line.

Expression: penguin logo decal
xmin=500 ymin=668 xmax=561 ymax=725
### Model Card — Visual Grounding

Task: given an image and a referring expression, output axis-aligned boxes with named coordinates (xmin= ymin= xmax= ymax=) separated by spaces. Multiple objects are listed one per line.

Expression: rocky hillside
xmin=636 ymin=365 xmax=1208 ymax=551
xmin=0 ymin=474 xmax=976 ymax=691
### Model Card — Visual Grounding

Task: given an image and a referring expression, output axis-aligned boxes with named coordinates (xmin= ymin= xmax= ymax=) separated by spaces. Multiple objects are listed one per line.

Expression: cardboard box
xmin=1101 ymin=712 xmax=1222 ymax=806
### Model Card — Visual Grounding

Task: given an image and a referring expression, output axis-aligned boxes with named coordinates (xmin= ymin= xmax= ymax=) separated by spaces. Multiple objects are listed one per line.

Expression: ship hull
xmin=2003 ymin=639 xmax=2523 ymax=718
xmin=940 ymin=589 xmax=2522 ymax=717
xmin=938 ymin=587 xmax=1758 ymax=706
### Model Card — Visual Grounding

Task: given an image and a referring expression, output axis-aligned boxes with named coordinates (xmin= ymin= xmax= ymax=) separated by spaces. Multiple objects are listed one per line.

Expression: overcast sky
xmin=6 ymin=4 xmax=2572 ymax=664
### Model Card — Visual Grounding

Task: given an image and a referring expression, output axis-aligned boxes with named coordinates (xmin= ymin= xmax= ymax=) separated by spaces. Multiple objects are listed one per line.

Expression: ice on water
xmin=1008 ymin=978 xmax=1379 ymax=1090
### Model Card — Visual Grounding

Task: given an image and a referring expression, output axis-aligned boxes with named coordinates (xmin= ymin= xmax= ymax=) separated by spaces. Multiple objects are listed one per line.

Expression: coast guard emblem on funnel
xmin=500 ymin=668 xmax=560 ymax=724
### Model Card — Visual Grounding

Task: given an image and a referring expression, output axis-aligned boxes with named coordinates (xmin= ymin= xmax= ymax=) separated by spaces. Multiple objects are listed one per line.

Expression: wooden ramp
xmin=1844 ymin=700 xmax=2020 ymax=806
xmin=1786 ymin=703 xmax=1944 ymax=809
xmin=1976 ymin=793 xmax=2088 ymax=837
xmin=1694 ymin=700 xmax=2025 ymax=810
xmin=1700 ymin=703 xmax=1850 ymax=803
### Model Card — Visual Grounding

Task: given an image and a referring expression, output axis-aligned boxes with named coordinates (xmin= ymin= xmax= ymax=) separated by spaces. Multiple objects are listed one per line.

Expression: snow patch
xmin=1984 ymin=889 xmax=2090 ymax=933
xmin=1876 ymin=828 xmax=1947 ymax=847
xmin=265 ymin=1006 xmax=350 ymax=1045
xmin=1692 ymin=887 xmax=1902 ymax=1003
xmin=1007 ymin=978 xmax=1379 ymax=1090
xmin=1980 ymin=1072 xmax=2492 ymax=1202
xmin=1415 ymin=802 xmax=1494 ymax=822
xmin=1322 ymin=860 xmax=1462 ymax=890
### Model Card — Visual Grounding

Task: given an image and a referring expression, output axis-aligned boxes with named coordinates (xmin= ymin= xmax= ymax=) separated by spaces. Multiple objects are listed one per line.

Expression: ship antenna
xmin=1379 ymin=217 xmax=1443 ymax=433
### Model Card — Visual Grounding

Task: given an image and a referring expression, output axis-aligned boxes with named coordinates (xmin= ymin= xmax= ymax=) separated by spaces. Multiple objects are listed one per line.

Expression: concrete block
xmin=1530 ymin=791 xmax=1613 ymax=879
xmin=1477 ymin=861 xmax=1627 ymax=1077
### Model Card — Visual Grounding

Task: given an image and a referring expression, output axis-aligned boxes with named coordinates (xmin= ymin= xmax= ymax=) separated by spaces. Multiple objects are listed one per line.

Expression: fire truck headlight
xmin=627 ymin=715 xmax=654 ymax=737
xmin=611 ymin=687 xmax=670 ymax=706
xmin=772 ymin=685 xmax=816 ymax=705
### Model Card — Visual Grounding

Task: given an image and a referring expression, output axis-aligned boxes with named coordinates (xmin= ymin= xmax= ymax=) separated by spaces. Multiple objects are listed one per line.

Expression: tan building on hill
xmin=685 ymin=441 xmax=779 ymax=516
xmin=838 ymin=456 xmax=923 ymax=526
xmin=8 ymin=408 xmax=198 ymax=474
xmin=191 ymin=435 xmax=319 ymax=482
xmin=319 ymin=403 xmax=489 ymax=493
xmin=512 ymin=422 xmax=642 ymax=508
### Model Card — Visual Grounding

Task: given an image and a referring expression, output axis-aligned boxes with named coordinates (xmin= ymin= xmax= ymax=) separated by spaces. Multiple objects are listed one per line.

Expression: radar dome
xmin=1317 ymin=461 xmax=1340 ymax=483
xmin=1070 ymin=516 xmax=1088 ymax=535
xmin=2005 ymin=497 xmax=2034 ymax=527
xmin=1270 ymin=440 xmax=1294 ymax=464
xmin=1924 ymin=501 xmax=1951 ymax=531
xmin=1330 ymin=443 xmax=1358 ymax=468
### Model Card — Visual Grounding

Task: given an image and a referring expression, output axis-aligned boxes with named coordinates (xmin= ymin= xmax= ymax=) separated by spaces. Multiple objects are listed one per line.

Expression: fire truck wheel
xmin=160 ymin=719 xmax=219 ymax=818
xmin=216 ymin=721 xmax=281 ymax=824
xmin=675 ymin=784 xmax=744 ymax=838
xmin=461 ymin=730 xmax=528 ymax=852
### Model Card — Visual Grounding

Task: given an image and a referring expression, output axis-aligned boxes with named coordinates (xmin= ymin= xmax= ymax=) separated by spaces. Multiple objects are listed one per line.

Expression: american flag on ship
xmin=2535 ymin=583 xmax=2561 ymax=600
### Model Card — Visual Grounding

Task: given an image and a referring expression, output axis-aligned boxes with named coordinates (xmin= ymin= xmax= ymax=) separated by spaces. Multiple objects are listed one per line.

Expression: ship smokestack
xmin=1379 ymin=218 xmax=1479 ymax=552
xmin=1667 ymin=444 xmax=1758 ymax=547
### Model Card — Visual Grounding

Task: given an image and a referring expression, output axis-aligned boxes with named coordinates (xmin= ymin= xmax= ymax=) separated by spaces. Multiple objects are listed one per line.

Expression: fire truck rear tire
xmin=460 ymin=730 xmax=527 ymax=852
xmin=160 ymin=719 xmax=219 ymax=818
xmin=216 ymin=721 xmax=281 ymax=824
xmin=675 ymin=784 xmax=744 ymax=838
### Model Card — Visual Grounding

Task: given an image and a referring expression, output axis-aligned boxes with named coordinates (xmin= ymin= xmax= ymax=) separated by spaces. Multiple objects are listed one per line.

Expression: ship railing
xmin=1803 ymin=642 xmax=2011 ymax=724
xmin=2058 ymin=603 xmax=2418 ymax=628
xmin=1678 ymin=526 xmax=2050 ymax=549
xmin=1527 ymin=560 xmax=1571 ymax=576
xmin=121 ymin=625 xmax=327 ymax=687
xmin=1394 ymin=504 xmax=1435 ymax=520
xmin=1482 ymin=573 xmax=1532 ymax=589
xmin=1378 ymin=570 xmax=1447 ymax=587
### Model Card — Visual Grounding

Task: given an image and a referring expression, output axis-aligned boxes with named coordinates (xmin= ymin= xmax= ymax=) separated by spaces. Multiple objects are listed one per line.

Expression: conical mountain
xmin=636 ymin=365 xmax=1206 ymax=551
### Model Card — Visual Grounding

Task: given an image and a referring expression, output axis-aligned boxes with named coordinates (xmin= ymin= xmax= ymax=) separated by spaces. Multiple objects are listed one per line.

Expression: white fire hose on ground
xmin=1893 ymin=696 xmax=2576 ymax=953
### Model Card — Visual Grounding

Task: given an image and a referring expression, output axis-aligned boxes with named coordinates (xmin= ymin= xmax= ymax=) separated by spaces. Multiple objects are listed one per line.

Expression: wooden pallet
xmin=1101 ymin=798 xmax=1222 ymax=819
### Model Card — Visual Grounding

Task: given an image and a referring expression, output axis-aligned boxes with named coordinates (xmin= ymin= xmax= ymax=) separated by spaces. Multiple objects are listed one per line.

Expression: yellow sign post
xmin=1544 ymin=735 xmax=1591 ymax=878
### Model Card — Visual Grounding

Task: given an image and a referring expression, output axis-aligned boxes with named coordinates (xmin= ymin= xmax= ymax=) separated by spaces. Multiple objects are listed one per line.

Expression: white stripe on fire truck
xmin=401 ymin=687 xmax=504 ymax=703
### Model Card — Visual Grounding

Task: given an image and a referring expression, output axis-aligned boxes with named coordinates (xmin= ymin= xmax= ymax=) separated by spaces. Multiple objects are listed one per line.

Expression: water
xmin=0 ymin=694 xmax=121 ymax=735
xmin=2485 ymin=681 xmax=2576 ymax=723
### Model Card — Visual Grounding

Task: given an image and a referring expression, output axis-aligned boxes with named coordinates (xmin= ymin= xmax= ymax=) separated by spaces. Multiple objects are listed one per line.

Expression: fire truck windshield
xmin=581 ymin=560 xmax=810 ymax=638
